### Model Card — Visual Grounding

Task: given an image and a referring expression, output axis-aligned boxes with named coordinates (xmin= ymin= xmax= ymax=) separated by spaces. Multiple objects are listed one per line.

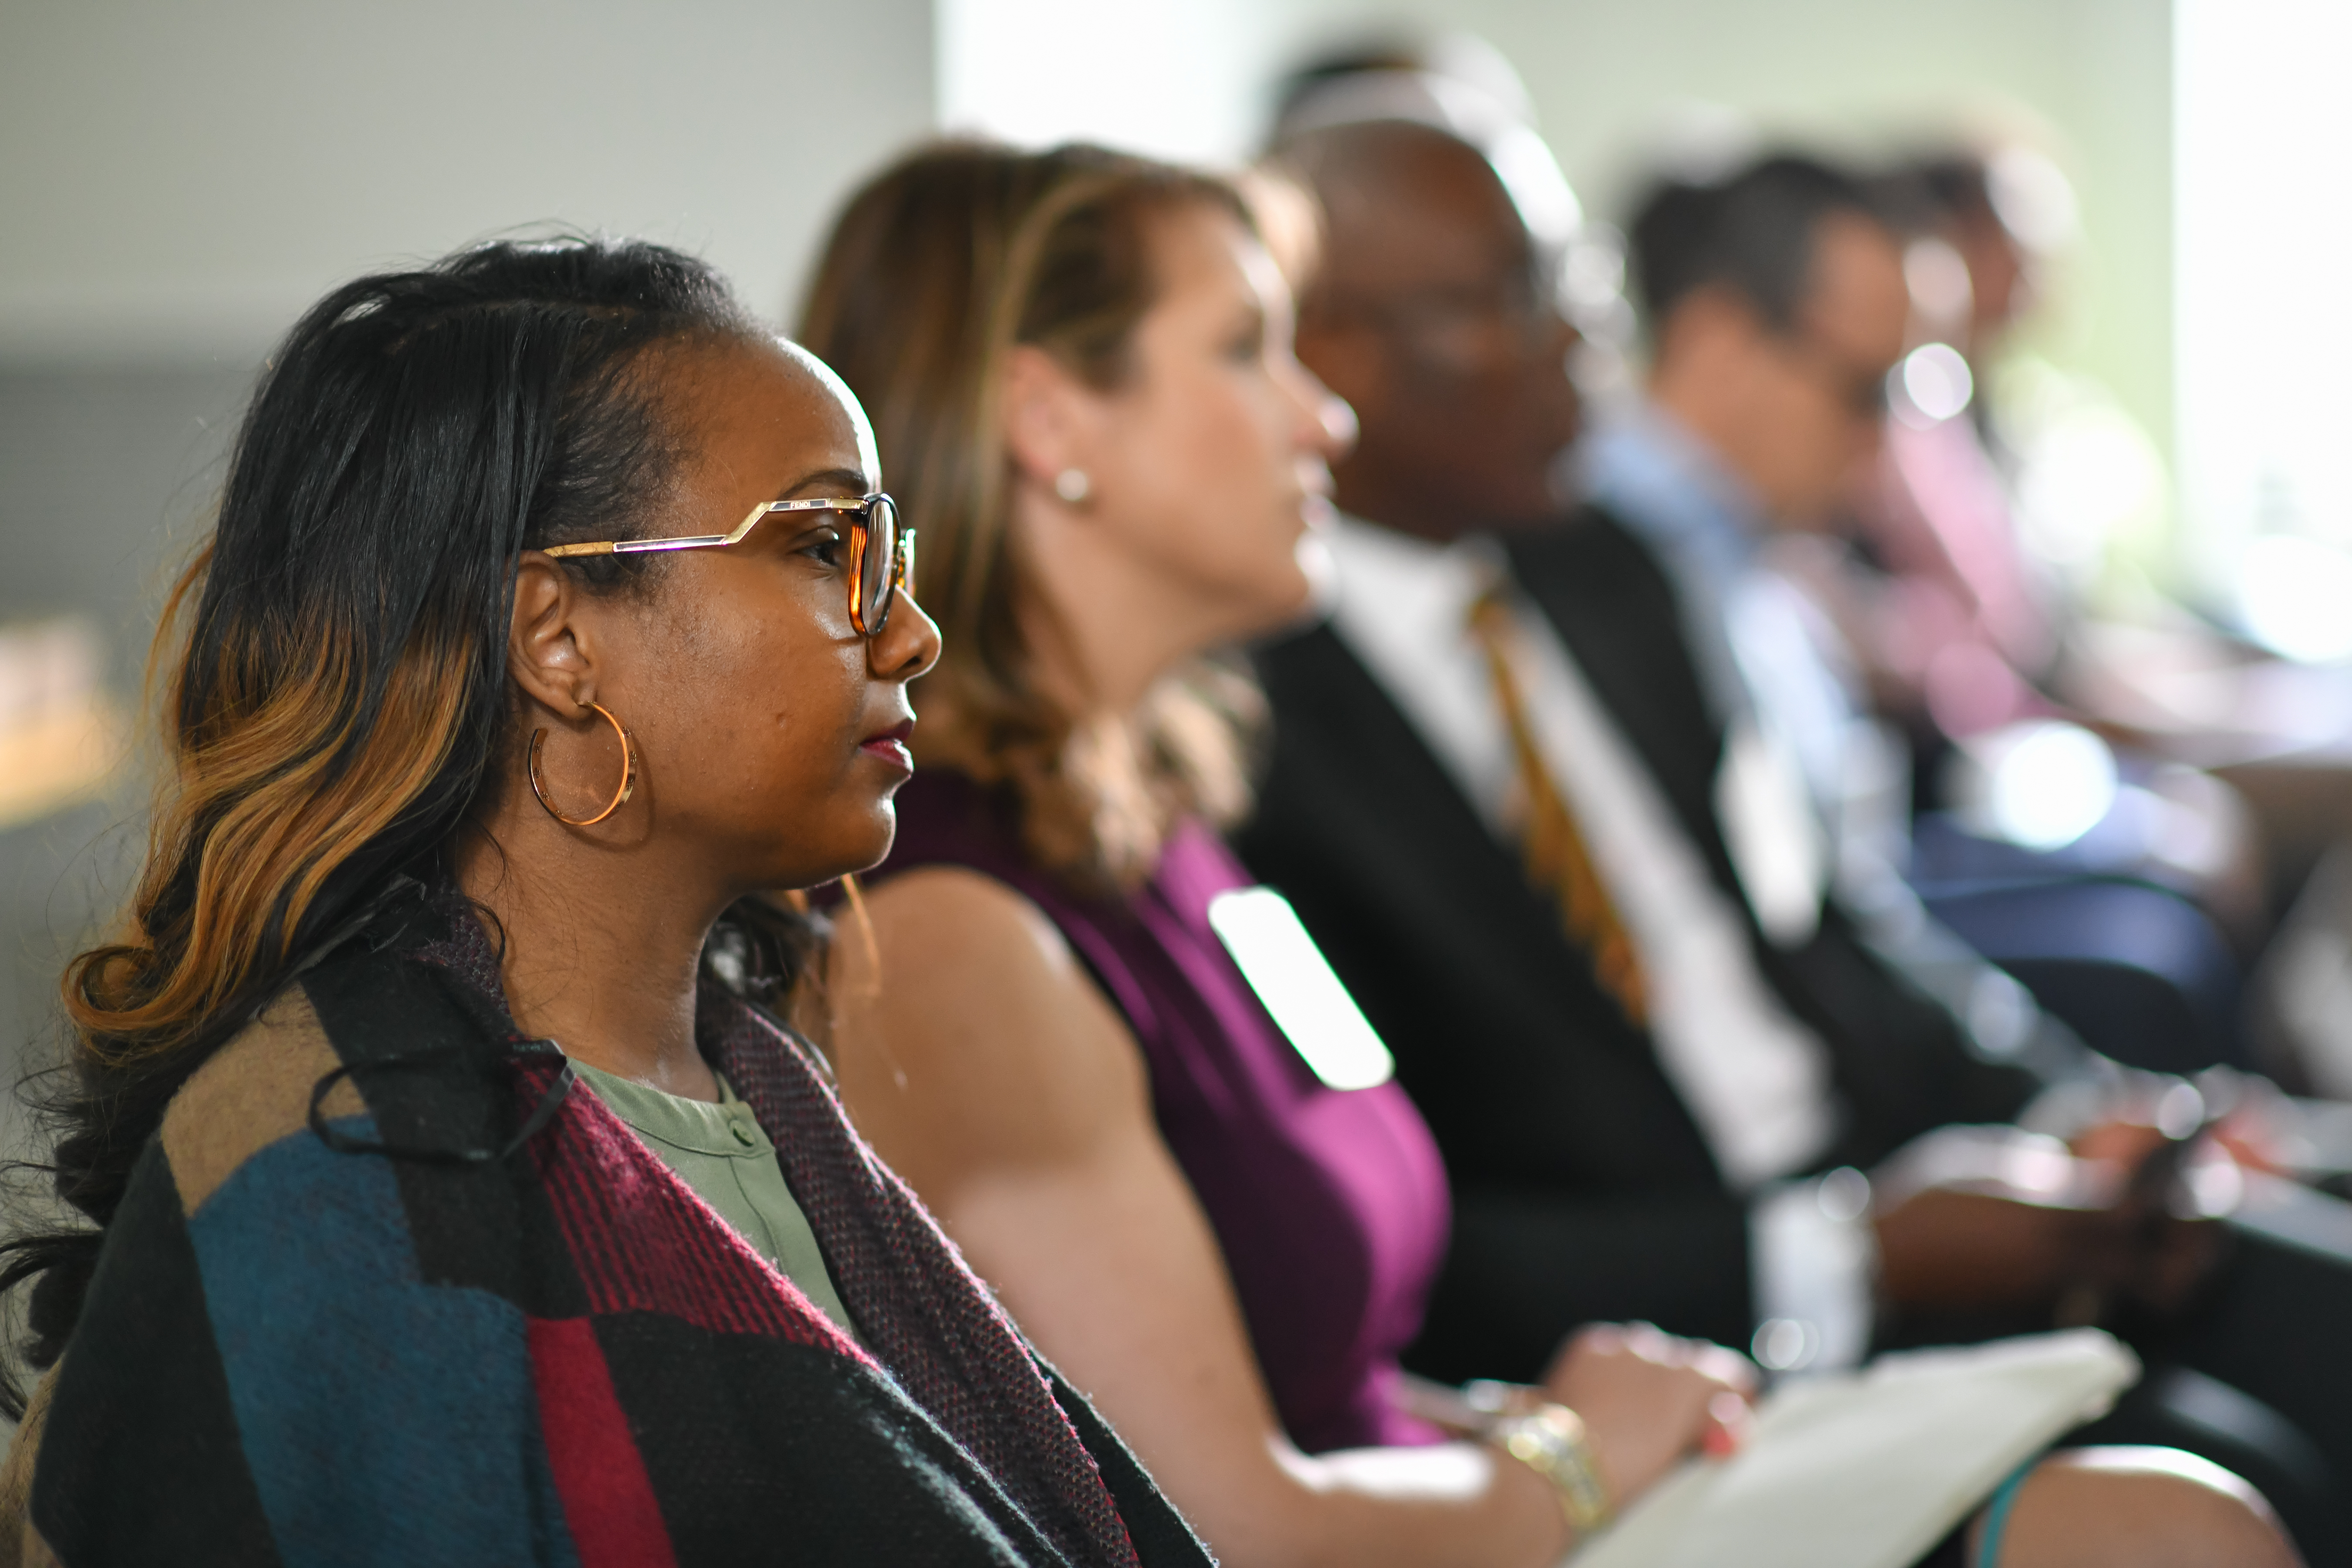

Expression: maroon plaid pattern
xmin=418 ymin=896 xmax=1140 ymax=1568
xmin=514 ymin=1054 xmax=870 ymax=1357
xmin=706 ymin=990 xmax=1141 ymax=1568
xmin=412 ymin=897 xmax=505 ymax=1000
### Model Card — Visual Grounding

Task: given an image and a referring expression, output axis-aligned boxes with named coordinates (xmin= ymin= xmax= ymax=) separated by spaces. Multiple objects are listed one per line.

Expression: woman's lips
xmin=860 ymin=719 xmax=915 ymax=773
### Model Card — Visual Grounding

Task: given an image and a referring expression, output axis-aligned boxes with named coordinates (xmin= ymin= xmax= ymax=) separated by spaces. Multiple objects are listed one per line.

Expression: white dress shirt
xmin=1323 ymin=516 xmax=1875 ymax=1369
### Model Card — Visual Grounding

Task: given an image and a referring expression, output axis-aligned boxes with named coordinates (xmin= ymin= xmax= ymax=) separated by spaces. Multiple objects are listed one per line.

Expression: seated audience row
xmin=0 ymin=75 xmax=2311 ymax=1568
xmin=801 ymin=134 xmax=2298 ymax=1566
xmin=1244 ymin=64 xmax=2352 ymax=1551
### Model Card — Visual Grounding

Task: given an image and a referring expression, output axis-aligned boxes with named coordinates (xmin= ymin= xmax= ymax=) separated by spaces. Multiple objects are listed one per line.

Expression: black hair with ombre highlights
xmin=0 ymin=236 xmax=801 ymax=1412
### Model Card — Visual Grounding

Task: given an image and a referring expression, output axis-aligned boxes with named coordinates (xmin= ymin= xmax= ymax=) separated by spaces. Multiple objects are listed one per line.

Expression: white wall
xmin=2175 ymin=0 xmax=2352 ymax=581
xmin=0 ymin=0 xmax=940 ymax=1078
xmin=938 ymin=0 xmax=1298 ymax=169
xmin=939 ymin=0 xmax=2174 ymax=464
xmin=0 ymin=0 xmax=936 ymax=363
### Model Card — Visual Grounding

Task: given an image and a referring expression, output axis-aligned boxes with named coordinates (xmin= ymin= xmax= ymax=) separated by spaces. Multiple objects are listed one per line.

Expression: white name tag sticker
xmin=1206 ymin=887 xmax=1396 ymax=1091
xmin=1715 ymin=718 xmax=1825 ymax=949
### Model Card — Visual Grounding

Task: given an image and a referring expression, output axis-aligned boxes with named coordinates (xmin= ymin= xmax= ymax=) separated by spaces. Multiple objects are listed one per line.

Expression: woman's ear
xmin=998 ymin=345 xmax=1100 ymax=495
xmin=508 ymin=552 xmax=598 ymax=718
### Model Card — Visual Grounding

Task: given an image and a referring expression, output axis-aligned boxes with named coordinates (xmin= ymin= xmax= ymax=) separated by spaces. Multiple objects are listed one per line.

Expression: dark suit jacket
xmin=1237 ymin=504 xmax=2039 ymax=1381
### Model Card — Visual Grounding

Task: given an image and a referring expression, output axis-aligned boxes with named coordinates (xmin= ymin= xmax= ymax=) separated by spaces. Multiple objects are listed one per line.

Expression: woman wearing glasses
xmin=0 ymin=237 xmax=1207 ymax=1567
xmin=801 ymin=144 xmax=2296 ymax=1568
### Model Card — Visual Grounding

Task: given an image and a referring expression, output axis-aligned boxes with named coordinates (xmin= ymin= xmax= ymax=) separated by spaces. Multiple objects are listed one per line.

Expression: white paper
xmin=1571 ymin=1330 xmax=2139 ymax=1568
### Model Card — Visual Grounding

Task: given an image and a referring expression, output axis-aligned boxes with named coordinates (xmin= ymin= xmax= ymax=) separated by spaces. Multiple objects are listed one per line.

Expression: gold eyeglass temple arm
xmin=539 ymin=497 xmax=879 ymax=560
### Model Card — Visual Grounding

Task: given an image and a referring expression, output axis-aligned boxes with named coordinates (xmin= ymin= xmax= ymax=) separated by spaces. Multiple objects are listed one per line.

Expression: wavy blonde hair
xmin=799 ymin=142 xmax=1267 ymax=890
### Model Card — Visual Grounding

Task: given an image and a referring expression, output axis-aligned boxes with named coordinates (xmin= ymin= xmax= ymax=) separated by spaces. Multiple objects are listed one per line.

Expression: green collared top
xmin=571 ymin=1058 xmax=858 ymax=1340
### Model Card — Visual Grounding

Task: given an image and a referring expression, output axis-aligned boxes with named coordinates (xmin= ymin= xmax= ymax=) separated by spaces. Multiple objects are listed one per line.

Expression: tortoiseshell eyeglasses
xmin=543 ymin=493 xmax=914 ymax=638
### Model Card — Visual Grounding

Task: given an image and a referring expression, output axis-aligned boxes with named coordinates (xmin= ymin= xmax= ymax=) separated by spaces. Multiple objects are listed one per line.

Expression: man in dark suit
xmin=1242 ymin=90 xmax=2352 ymax=1534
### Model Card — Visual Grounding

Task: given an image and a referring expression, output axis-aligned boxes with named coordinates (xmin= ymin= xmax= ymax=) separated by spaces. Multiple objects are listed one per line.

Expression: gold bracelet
xmin=1488 ymin=1403 xmax=1613 ymax=1534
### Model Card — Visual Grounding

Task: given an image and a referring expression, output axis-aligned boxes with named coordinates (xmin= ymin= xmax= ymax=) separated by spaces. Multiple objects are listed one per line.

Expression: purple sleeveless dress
xmin=877 ymin=767 xmax=1451 ymax=1453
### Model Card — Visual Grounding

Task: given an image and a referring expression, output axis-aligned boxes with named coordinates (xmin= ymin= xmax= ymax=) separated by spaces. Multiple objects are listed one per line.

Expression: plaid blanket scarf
xmin=6 ymin=883 xmax=1208 ymax=1567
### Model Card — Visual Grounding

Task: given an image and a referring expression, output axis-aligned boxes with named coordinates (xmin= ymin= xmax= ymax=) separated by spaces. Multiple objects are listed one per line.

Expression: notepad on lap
xmin=1572 ymin=1330 xmax=2139 ymax=1568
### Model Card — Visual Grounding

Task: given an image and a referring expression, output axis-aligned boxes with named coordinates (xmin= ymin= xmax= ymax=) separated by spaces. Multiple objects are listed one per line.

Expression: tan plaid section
xmin=161 ymin=990 xmax=364 ymax=1217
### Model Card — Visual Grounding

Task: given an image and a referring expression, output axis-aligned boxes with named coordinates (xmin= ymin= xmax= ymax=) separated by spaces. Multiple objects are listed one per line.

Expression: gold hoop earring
xmin=527 ymin=702 xmax=637 ymax=826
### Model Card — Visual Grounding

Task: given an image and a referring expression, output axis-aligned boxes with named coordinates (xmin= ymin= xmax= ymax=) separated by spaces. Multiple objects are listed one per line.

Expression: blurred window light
xmin=1892 ymin=343 xmax=1974 ymax=428
xmin=1564 ymin=225 xmax=1628 ymax=315
xmin=1208 ymin=887 xmax=1395 ymax=1091
xmin=1985 ymin=147 xmax=2079 ymax=257
xmin=1752 ymin=1316 xmax=1819 ymax=1373
xmin=1955 ymin=719 xmax=2120 ymax=852
xmin=1485 ymin=122 xmax=1583 ymax=253
xmin=1902 ymin=239 xmax=1974 ymax=331
xmin=1565 ymin=224 xmax=1639 ymax=411
xmin=0 ymin=617 xmax=125 ymax=832
xmin=2177 ymin=0 xmax=2352 ymax=593
xmin=1271 ymin=66 xmax=1582 ymax=259
xmin=2238 ymin=534 xmax=2352 ymax=663
xmin=2009 ymin=385 xmax=2170 ymax=577
xmin=1817 ymin=1165 xmax=1872 ymax=1223
xmin=937 ymin=0 xmax=1269 ymax=163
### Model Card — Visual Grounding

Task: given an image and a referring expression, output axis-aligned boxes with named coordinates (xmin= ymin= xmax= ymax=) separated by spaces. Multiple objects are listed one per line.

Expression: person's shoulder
xmin=840 ymin=866 xmax=1151 ymax=1170
xmin=863 ymin=864 xmax=1077 ymax=987
xmin=858 ymin=866 xmax=1129 ymax=1069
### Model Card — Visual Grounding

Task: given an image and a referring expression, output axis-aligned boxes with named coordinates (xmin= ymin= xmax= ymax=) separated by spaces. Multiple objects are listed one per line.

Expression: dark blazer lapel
xmin=1508 ymin=506 xmax=2040 ymax=1161
xmin=1507 ymin=507 xmax=1740 ymax=889
xmin=1244 ymin=617 xmax=1758 ymax=1372
xmin=1241 ymin=620 xmax=1722 ymax=1191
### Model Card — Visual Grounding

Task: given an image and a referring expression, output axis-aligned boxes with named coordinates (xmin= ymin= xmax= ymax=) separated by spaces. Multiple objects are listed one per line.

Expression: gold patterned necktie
xmin=1466 ymin=586 xmax=1650 ymax=1026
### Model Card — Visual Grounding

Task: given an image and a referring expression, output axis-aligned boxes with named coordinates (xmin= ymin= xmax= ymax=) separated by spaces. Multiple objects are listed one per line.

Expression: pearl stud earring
xmin=1054 ymin=468 xmax=1092 ymax=505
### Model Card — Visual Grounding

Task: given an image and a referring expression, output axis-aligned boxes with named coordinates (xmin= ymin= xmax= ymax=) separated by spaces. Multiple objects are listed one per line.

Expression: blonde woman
xmin=800 ymin=142 xmax=2296 ymax=1568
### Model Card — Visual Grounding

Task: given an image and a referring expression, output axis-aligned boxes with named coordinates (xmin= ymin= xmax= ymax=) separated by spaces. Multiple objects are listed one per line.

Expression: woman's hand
xmin=1539 ymin=1324 xmax=1755 ymax=1510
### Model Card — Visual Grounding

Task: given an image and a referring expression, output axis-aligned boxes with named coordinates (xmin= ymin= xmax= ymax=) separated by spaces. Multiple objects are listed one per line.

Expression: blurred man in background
xmin=1240 ymin=63 xmax=2352 ymax=1547
xmin=1833 ymin=150 xmax=2062 ymax=757
xmin=1592 ymin=156 xmax=2245 ymax=1077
